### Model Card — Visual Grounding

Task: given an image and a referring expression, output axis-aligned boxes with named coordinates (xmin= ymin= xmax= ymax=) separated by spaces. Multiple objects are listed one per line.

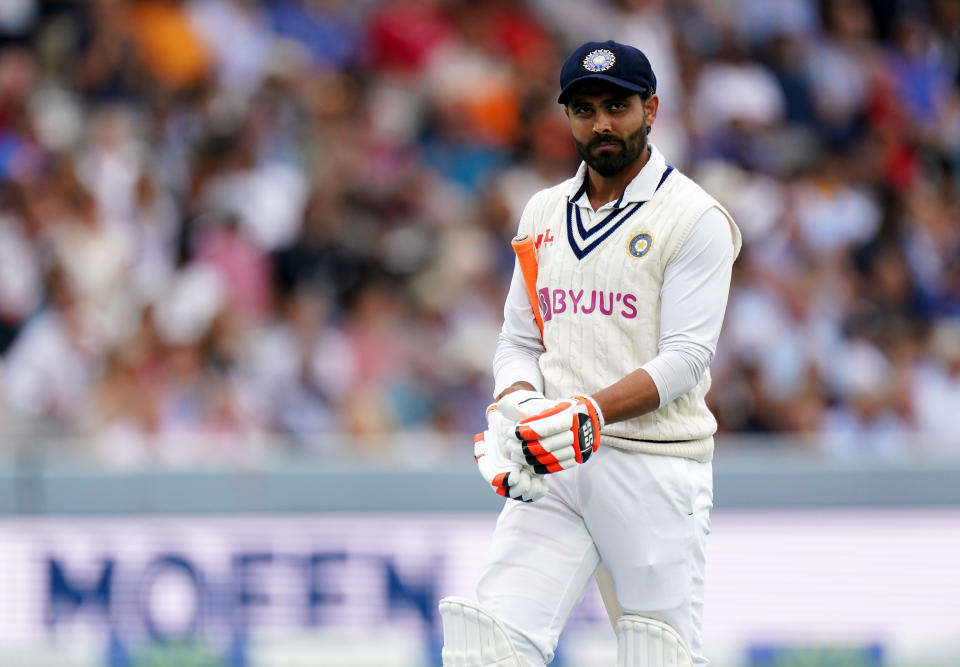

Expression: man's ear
xmin=563 ymin=105 xmax=570 ymax=119
xmin=644 ymin=94 xmax=659 ymax=126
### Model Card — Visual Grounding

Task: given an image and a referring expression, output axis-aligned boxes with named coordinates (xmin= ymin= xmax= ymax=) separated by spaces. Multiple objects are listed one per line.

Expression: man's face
xmin=564 ymin=82 xmax=657 ymax=177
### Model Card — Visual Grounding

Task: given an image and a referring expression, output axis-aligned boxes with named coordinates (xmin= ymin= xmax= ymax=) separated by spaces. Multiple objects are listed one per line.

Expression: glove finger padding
xmin=515 ymin=397 xmax=602 ymax=473
xmin=506 ymin=466 xmax=548 ymax=502
xmin=493 ymin=411 xmax=526 ymax=464
xmin=474 ymin=412 xmax=548 ymax=502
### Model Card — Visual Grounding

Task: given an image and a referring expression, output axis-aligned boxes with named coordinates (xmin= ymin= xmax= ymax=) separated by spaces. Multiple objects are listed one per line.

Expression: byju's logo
xmin=538 ymin=288 xmax=552 ymax=322
xmin=537 ymin=287 xmax=640 ymax=320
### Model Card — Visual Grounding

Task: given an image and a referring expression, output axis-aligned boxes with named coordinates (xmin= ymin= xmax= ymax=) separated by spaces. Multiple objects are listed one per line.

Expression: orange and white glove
xmin=496 ymin=389 xmax=559 ymax=422
xmin=514 ymin=396 xmax=603 ymax=474
xmin=493 ymin=389 xmax=559 ymax=462
xmin=474 ymin=406 xmax=548 ymax=502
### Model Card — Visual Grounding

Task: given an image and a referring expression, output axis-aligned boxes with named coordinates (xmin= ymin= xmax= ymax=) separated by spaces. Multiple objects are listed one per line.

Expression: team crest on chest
xmin=627 ymin=231 xmax=654 ymax=258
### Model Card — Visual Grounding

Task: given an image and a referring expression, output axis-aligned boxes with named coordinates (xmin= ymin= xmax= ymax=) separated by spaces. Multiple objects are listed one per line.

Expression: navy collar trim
xmin=566 ymin=166 xmax=674 ymax=260
xmin=656 ymin=165 xmax=674 ymax=190
xmin=571 ymin=179 xmax=588 ymax=204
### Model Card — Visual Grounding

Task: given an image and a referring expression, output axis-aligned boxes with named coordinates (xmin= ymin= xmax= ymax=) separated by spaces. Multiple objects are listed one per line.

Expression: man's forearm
xmin=495 ymin=370 xmax=661 ymax=425
xmin=590 ymin=368 xmax=661 ymax=425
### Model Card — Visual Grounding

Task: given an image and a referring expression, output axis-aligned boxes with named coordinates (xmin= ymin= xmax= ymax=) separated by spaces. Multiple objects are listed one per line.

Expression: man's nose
xmin=593 ymin=112 xmax=613 ymax=133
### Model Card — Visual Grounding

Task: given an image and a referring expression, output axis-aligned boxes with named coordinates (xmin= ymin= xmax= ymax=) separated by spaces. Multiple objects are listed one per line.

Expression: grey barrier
xmin=0 ymin=435 xmax=959 ymax=514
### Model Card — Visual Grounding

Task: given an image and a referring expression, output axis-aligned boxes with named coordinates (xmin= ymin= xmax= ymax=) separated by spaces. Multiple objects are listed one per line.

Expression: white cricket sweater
xmin=495 ymin=146 xmax=741 ymax=462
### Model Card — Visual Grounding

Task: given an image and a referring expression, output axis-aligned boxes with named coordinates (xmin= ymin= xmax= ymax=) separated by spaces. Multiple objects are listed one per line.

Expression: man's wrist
xmin=495 ymin=381 xmax=538 ymax=402
xmin=575 ymin=394 xmax=605 ymax=429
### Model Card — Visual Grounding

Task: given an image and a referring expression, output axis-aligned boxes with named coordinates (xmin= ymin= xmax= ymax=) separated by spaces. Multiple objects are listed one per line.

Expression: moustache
xmin=589 ymin=136 xmax=624 ymax=149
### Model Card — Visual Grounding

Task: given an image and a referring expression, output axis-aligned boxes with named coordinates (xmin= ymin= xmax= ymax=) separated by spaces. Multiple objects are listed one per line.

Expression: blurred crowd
xmin=0 ymin=0 xmax=958 ymax=466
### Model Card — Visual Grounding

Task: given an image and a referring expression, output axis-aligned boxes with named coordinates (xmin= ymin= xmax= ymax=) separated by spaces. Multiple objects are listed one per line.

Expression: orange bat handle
xmin=511 ymin=234 xmax=544 ymax=338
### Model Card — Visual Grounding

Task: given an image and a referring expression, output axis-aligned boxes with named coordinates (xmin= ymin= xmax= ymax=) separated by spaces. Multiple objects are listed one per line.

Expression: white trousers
xmin=477 ymin=446 xmax=713 ymax=667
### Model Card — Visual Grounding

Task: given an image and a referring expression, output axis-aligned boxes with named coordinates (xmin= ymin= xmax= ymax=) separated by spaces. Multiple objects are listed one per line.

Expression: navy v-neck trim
xmin=567 ymin=200 xmax=642 ymax=259
xmin=575 ymin=204 xmax=624 ymax=239
xmin=566 ymin=165 xmax=674 ymax=260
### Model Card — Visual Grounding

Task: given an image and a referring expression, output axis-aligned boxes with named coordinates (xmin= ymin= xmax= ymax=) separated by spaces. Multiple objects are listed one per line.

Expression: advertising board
xmin=1 ymin=509 xmax=958 ymax=666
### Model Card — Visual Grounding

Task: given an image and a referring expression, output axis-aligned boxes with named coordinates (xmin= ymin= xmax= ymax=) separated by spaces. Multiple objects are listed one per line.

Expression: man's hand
xmin=496 ymin=389 xmax=558 ymax=421
xmin=514 ymin=396 xmax=603 ymax=474
xmin=474 ymin=408 xmax=548 ymax=502
xmin=493 ymin=390 xmax=558 ymax=463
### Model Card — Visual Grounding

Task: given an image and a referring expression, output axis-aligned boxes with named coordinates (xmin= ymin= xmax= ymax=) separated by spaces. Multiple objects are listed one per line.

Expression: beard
xmin=574 ymin=124 xmax=648 ymax=178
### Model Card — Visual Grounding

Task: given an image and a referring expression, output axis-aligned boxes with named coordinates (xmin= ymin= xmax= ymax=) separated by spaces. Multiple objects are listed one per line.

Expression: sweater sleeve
xmin=640 ymin=206 xmax=736 ymax=406
xmin=492 ymin=260 xmax=545 ymax=397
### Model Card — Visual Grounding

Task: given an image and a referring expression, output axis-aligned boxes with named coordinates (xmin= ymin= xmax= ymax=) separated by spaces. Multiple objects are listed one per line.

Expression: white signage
xmin=0 ymin=509 xmax=957 ymax=666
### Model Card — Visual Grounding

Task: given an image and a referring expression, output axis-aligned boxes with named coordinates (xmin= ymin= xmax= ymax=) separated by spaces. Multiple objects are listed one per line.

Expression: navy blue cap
xmin=558 ymin=40 xmax=657 ymax=104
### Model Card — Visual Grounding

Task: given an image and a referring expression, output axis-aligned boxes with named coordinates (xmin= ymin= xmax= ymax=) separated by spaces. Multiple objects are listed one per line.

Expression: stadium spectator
xmin=1 ymin=0 xmax=959 ymax=465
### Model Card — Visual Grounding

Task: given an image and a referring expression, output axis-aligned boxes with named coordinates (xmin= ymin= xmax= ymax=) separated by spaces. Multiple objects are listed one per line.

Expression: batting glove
xmin=474 ymin=407 xmax=548 ymax=502
xmin=493 ymin=389 xmax=559 ymax=463
xmin=514 ymin=396 xmax=604 ymax=474
xmin=496 ymin=389 xmax=558 ymax=421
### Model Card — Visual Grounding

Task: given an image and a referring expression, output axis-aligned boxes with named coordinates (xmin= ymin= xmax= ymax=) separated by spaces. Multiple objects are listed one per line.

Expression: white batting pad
xmin=616 ymin=615 xmax=693 ymax=667
xmin=439 ymin=596 xmax=524 ymax=667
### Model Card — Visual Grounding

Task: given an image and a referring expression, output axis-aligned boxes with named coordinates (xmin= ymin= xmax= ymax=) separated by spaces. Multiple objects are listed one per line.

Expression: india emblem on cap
xmin=583 ymin=49 xmax=615 ymax=72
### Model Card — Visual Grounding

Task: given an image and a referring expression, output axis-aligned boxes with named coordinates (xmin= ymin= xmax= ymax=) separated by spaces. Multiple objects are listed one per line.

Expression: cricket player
xmin=439 ymin=40 xmax=741 ymax=666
